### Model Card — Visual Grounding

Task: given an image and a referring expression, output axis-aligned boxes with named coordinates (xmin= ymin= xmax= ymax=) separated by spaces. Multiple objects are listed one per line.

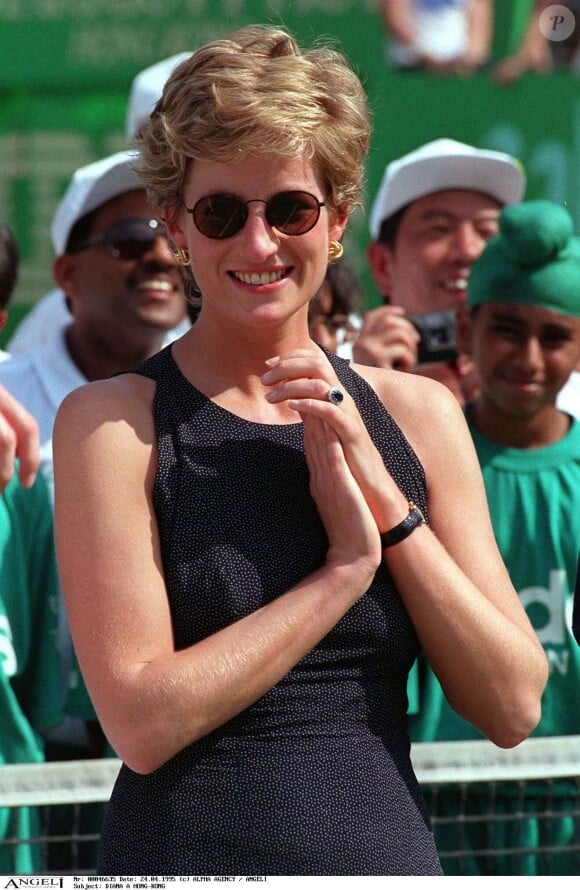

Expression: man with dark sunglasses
xmin=8 ymin=52 xmax=192 ymax=357
xmin=0 ymin=150 xmax=187 ymax=501
xmin=0 ymin=150 xmax=187 ymax=765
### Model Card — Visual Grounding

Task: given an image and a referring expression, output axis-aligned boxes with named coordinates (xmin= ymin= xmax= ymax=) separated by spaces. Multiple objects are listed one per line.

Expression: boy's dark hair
xmin=0 ymin=223 xmax=19 ymax=310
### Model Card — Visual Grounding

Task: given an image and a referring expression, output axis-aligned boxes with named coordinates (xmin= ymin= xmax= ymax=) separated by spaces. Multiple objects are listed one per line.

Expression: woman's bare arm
xmin=53 ymin=375 xmax=381 ymax=774
xmin=263 ymin=351 xmax=547 ymax=748
xmin=360 ymin=365 xmax=547 ymax=746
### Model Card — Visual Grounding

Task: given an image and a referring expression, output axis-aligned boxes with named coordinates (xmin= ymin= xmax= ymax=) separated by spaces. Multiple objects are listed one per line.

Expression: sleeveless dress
xmin=97 ymin=346 xmax=442 ymax=876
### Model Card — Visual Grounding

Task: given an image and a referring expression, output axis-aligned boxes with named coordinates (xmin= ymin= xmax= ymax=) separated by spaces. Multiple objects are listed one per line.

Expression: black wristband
xmin=380 ymin=502 xmax=425 ymax=548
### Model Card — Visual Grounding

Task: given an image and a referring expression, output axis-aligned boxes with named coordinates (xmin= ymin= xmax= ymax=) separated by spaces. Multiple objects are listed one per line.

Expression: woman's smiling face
xmin=170 ymin=152 xmax=347 ymax=332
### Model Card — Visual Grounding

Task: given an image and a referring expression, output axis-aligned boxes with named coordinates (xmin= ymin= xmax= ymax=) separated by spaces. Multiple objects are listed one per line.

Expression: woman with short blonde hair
xmin=54 ymin=24 xmax=546 ymax=876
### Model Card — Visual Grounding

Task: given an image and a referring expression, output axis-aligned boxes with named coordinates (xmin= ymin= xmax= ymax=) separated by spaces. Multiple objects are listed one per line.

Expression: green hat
xmin=467 ymin=200 xmax=580 ymax=319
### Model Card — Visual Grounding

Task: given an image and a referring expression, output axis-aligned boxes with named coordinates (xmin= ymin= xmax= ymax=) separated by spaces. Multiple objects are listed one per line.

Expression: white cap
xmin=51 ymin=150 xmax=143 ymax=255
xmin=125 ymin=52 xmax=191 ymax=140
xmin=369 ymin=138 xmax=526 ymax=239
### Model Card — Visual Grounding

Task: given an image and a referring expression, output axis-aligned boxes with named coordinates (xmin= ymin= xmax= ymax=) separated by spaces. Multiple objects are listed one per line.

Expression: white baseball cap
xmin=125 ymin=52 xmax=192 ymax=140
xmin=51 ymin=150 xmax=143 ymax=255
xmin=369 ymin=138 xmax=526 ymax=239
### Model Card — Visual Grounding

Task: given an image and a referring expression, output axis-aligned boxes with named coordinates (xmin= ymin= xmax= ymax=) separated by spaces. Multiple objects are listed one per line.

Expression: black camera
xmin=408 ymin=309 xmax=457 ymax=365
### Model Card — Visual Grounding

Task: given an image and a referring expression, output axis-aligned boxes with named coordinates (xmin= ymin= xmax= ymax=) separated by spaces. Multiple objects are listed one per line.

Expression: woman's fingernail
xmin=264 ymin=356 xmax=280 ymax=367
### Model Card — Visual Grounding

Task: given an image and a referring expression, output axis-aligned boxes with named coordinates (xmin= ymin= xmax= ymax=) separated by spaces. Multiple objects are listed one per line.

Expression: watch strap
xmin=380 ymin=502 xmax=425 ymax=548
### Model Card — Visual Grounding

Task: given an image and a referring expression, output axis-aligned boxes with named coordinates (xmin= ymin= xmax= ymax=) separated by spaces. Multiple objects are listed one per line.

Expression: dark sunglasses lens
xmin=102 ymin=219 xmax=165 ymax=259
xmin=267 ymin=192 xmax=321 ymax=235
xmin=110 ymin=238 xmax=155 ymax=260
xmin=194 ymin=196 xmax=247 ymax=239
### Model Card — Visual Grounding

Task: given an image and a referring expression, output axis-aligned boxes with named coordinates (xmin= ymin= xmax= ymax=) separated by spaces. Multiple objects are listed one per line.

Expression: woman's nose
xmin=239 ymin=206 xmax=280 ymax=257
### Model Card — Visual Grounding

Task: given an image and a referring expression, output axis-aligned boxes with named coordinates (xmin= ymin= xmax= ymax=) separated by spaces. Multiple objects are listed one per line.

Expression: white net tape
xmin=0 ymin=735 xmax=579 ymax=808
xmin=411 ymin=735 xmax=580 ymax=784
xmin=0 ymin=758 xmax=121 ymax=807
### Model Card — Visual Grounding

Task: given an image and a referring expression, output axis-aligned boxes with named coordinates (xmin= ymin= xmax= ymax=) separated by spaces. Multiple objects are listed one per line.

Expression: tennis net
xmin=0 ymin=736 xmax=579 ymax=876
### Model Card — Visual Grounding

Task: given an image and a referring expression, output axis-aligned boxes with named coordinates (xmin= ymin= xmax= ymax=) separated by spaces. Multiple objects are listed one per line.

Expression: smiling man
xmin=0 ymin=150 xmax=187 ymax=495
xmin=354 ymin=138 xmax=526 ymax=405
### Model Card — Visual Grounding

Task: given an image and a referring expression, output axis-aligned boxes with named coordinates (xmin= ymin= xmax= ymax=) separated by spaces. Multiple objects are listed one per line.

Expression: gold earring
xmin=172 ymin=247 xmax=190 ymax=266
xmin=328 ymin=241 xmax=344 ymax=261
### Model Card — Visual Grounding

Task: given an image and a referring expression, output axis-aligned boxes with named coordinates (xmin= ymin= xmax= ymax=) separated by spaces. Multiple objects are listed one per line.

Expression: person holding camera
xmin=354 ymin=138 xmax=525 ymax=405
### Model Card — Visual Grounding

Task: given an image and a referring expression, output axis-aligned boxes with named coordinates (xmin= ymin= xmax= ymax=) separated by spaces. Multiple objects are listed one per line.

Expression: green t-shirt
xmin=0 ymin=470 xmax=62 ymax=873
xmin=410 ymin=415 xmax=580 ymax=743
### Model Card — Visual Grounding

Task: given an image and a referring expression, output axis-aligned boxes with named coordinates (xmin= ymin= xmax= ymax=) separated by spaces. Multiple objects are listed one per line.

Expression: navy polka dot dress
xmin=97 ymin=346 xmax=442 ymax=876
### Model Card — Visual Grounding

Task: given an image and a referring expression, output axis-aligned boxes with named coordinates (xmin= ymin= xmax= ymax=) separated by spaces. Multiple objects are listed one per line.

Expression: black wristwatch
xmin=380 ymin=502 xmax=425 ymax=548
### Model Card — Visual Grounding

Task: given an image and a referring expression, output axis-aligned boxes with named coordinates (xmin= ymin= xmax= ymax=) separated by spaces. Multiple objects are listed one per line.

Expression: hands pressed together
xmin=260 ymin=348 xmax=409 ymax=579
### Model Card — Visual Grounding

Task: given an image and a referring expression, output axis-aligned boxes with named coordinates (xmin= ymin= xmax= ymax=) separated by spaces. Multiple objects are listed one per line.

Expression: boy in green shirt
xmin=410 ymin=200 xmax=580 ymax=874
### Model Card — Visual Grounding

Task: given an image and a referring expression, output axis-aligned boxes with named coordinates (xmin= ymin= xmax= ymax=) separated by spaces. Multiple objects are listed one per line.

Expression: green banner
xmin=0 ymin=1 xmax=382 ymax=88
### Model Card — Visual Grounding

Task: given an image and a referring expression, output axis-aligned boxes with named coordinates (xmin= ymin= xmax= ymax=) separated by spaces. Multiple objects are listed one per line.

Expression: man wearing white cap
xmin=354 ymin=138 xmax=526 ymax=404
xmin=8 ymin=53 xmax=191 ymax=356
xmin=0 ymin=149 xmax=186 ymax=500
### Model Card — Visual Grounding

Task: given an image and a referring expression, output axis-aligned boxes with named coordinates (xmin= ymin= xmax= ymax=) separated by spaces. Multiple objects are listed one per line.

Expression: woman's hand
xmin=261 ymin=348 xmax=408 ymax=531
xmin=302 ymin=414 xmax=381 ymax=575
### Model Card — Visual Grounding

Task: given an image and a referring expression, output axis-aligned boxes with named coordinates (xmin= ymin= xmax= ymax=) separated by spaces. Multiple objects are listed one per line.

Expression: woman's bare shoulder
xmin=58 ymin=371 xmax=154 ymax=414
xmin=351 ymin=362 xmax=461 ymax=422
xmin=54 ymin=372 xmax=157 ymax=447
xmin=350 ymin=361 xmax=470 ymax=467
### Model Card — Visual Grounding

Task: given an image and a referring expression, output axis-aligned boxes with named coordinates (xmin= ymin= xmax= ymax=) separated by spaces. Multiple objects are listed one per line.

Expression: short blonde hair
xmin=135 ymin=25 xmax=371 ymax=218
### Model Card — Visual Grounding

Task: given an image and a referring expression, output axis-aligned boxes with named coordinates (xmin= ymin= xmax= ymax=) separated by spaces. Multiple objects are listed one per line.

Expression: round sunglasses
xmin=179 ymin=191 xmax=325 ymax=240
xmin=69 ymin=217 xmax=167 ymax=261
